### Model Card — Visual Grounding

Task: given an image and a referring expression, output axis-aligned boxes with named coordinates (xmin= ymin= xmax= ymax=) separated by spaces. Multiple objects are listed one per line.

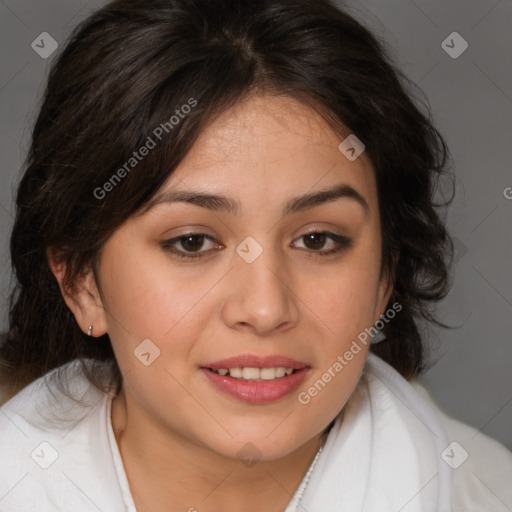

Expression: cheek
xmin=308 ymin=248 xmax=382 ymax=339
xmin=295 ymin=336 xmax=369 ymax=437
xmin=100 ymin=249 xmax=215 ymax=422
xmin=99 ymin=245 xmax=217 ymax=362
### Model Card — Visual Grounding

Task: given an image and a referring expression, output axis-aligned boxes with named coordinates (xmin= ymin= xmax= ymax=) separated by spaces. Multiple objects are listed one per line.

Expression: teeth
xmin=260 ymin=367 xmax=277 ymax=380
xmin=229 ymin=367 xmax=243 ymax=378
xmin=242 ymin=367 xmax=260 ymax=380
xmin=211 ymin=367 xmax=296 ymax=380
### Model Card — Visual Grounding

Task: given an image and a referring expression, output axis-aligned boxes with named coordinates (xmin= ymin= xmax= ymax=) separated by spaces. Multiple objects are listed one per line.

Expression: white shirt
xmin=0 ymin=354 xmax=511 ymax=511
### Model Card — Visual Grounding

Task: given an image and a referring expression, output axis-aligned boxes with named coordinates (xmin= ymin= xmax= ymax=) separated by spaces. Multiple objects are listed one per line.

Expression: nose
xmin=221 ymin=244 xmax=300 ymax=336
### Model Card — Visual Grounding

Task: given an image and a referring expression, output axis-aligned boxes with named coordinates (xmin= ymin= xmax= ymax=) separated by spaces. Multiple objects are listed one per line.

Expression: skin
xmin=50 ymin=93 xmax=393 ymax=512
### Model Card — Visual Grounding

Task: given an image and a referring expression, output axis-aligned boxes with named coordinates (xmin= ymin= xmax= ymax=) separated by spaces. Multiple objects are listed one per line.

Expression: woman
xmin=0 ymin=0 xmax=510 ymax=510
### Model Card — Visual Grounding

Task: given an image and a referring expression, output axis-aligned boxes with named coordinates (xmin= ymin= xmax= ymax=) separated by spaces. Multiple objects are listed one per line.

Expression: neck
xmin=111 ymin=389 xmax=330 ymax=512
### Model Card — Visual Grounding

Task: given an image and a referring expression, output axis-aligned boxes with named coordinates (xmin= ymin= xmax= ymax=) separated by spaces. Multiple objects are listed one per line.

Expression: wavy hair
xmin=0 ymin=0 xmax=454 ymax=394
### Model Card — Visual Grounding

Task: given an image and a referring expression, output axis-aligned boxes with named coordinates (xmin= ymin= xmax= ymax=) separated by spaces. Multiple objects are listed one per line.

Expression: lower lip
xmin=200 ymin=367 xmax=310 ymax=404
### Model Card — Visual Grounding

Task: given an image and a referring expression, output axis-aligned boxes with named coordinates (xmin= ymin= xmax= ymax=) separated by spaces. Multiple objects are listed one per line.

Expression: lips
xmin=200 ymin=354 xmax=311 ymax=404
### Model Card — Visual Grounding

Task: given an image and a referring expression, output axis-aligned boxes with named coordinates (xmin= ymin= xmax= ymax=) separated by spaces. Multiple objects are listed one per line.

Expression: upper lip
xmin=201 ymin=354 xmax=309 ymax=370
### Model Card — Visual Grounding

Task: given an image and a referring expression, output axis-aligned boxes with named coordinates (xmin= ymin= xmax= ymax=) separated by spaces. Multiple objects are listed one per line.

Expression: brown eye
xmin=292 ymin=231 xmax=353 ymax=256
xmin=180 ymin=234 xmax=206 ymax=252
xmin=302 ymin=232 xmax=328 ymax=250
xmin=161 ymin=233 xmax=222 ymax=259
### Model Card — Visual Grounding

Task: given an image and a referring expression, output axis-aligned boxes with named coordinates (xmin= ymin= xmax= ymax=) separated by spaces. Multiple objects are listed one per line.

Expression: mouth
xmin=200 ymin=354 xmax=310 ymax=403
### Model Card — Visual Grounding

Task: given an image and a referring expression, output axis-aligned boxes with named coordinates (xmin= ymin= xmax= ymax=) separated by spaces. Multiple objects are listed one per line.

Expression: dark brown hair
xmin=0 ymin=0 xmax=454 ymax=394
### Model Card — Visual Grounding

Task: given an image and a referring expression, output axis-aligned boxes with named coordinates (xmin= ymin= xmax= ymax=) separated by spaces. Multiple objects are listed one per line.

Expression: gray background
xmin=0 ymin=1 xmax=511 ymax=450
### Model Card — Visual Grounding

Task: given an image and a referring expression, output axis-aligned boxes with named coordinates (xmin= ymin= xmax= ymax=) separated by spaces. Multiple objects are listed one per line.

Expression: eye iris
xmin=304 ymin=233 xmax=326 ymax=250
xmin=181 ymin=235 xmax=204 ymax=252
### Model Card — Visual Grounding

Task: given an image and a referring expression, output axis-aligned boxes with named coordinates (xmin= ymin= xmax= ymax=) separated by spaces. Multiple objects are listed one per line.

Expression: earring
xmin=87 ymin=325 xmax=93 ymax=337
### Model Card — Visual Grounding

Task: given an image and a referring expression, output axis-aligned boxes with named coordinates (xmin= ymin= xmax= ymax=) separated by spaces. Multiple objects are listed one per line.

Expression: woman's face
xmin=82 ymin=94 xmax=392 ymax=460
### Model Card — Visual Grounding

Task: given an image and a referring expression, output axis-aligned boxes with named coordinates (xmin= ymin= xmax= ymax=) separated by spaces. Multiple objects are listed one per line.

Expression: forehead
xmin=157 ymin=93 xmax=377 ymax=210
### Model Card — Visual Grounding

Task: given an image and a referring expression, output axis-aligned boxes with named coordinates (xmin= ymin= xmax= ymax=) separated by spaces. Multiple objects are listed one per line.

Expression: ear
xmin=47 ymin=248 xmax=108 ymax=337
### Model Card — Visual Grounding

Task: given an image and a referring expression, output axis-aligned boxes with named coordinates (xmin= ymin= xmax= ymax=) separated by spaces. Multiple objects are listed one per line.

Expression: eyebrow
xmin=140 ymin=183 xmax=369 ymax=217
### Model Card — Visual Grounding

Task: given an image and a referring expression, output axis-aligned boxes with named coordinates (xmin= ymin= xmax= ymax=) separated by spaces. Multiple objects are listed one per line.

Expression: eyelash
xmin=160 ymin=231 xmax=353 ymax=260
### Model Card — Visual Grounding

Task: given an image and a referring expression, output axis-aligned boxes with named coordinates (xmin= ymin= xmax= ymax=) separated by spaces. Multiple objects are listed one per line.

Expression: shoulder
xmin=363 ymin=353 xmax=512 ymax=510
xmin=0 ymin=359 xmax=125 ymax=511
xmin=0 ymin=359 xmax=109 ymax=436
xmin=410 ymin=379 xmax=512 ymax=511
